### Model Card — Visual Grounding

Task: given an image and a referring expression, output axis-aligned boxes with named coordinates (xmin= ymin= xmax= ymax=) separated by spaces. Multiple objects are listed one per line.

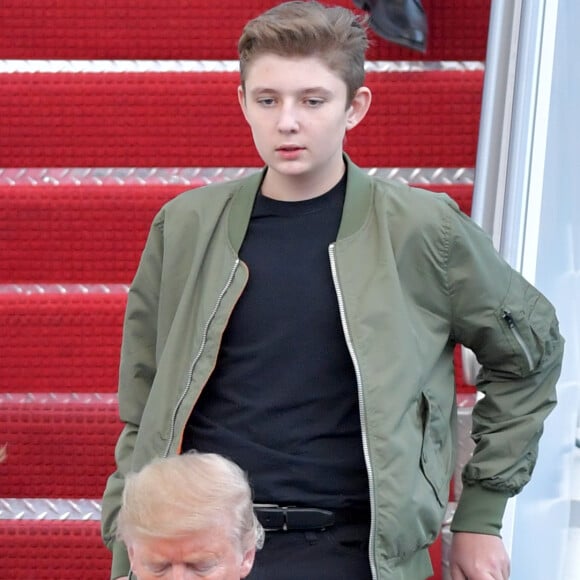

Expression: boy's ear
xmin=346 ymin=86 xmax=372 ymax=131
xmin=237 ymin=85 xmax=249 ymax=121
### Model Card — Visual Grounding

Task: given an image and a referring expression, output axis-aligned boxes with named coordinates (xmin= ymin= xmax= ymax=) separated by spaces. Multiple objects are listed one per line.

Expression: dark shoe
xmin=353 ymin=0 xmax=428 ymax=53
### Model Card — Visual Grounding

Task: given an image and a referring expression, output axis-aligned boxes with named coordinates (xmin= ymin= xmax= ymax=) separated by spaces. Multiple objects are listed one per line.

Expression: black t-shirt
xmin=183 ymin=174 xmax=369 ymax=510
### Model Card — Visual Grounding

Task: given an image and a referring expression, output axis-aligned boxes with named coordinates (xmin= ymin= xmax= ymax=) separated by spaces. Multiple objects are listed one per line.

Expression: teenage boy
xmin=102 ymin=2 xmax=564 ymax=579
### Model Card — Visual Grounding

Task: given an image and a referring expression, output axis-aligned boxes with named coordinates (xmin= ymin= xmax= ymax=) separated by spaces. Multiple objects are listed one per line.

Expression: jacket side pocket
xmin=419 ymin=392 xmax=454 ymax=507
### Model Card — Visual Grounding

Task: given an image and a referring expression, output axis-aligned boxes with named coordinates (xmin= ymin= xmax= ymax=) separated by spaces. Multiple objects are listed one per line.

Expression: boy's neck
xmin=260 ymin=160 xmax=346 ymax=202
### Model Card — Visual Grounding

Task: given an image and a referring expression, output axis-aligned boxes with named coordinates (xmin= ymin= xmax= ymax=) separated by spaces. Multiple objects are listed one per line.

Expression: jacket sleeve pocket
xmin=489 ymin=272 xmax=557 ymax=378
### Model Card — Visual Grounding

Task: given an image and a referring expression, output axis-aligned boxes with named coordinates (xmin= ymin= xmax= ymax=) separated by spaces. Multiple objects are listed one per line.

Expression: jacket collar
xmin=227 ymin=168 xmax=265 ymax=253
xmin=339 ymin=155 xmax=373 ymax=240
xmin=227 ymin=154 xmax=373 ymax=251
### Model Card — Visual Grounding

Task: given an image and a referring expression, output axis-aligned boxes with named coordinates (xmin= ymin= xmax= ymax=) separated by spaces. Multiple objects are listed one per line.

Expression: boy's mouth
xmin=275 ymin=146 xmax=304 ymax=160
xmin=277 ymin=145 xmax=303 ymax=151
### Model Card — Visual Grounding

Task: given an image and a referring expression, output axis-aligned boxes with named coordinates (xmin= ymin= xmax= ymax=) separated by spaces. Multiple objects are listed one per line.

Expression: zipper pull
xmin=502 ymin=310 xmax=515 ymax=328
xmin=501 ymin=309 xmax=535 ymax=372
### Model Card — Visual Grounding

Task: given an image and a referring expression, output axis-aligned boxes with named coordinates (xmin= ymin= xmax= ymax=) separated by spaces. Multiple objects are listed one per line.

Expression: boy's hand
xmin=450 ymin=532 xmax=510 ymax=579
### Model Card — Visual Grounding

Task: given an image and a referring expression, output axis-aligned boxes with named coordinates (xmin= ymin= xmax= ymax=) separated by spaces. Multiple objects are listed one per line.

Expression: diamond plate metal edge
xmin=0 ymin=283 xmax=129 ymax=295
xmin=0 ymin=393 xmax=117 ymax=405
xmin=0 ymin=498 xmax=102 ymax=521
xmin=0 ymin=167 xmax=474 ymax=186
xmin=0 ymin=60 xmax=484 ymax=74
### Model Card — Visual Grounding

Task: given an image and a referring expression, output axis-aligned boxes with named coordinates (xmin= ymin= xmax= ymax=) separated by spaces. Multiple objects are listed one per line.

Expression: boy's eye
xmin=305 ymin=98 xmax=324 ymax=107
xmin=257 ymin=97 xmax=276 ymax=106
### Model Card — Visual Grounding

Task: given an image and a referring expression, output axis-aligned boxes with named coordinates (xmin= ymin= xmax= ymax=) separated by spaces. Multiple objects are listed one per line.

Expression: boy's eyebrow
xmin=248 ymin=86 xmax=334 ymax=98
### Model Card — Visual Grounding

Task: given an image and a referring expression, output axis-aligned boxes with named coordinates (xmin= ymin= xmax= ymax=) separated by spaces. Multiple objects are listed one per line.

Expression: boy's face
xmin=238 ymin=54 xmax=370 ymax=196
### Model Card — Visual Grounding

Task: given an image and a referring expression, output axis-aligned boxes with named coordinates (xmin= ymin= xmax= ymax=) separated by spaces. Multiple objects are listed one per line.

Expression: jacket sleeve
xmin=100 ymin=211 xmax=165 ymax=579
xmin=439 ymin=202 xmax=564 ymax=536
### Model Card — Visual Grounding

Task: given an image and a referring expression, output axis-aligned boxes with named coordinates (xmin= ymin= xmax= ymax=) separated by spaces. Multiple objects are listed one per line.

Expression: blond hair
xmin=238 ymin=0 xmax=369 ymax=103
xmin=117 ymin=452 xmax=264 ymax=552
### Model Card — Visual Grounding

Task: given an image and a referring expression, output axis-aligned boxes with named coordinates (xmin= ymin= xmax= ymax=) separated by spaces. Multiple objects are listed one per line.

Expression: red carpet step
xmin=0 ymin=389 xmax=475 ymax=499
xmin=0 ymin=286 xmax=127 ymax=393
xmin=0 ymin=518 xmax=111 ymax=580
xmin=0 ymin=517 xmax=443 ymax=580
xmin=1 ymin=182 xmax=473 ymax=284
xmin=0 ymin=0 xmax=490 ymax=62
xmin=0 ymin=286 xmax=472 ymax=396
xmin=0 ymin=70 xmax=484 ymax=168
xmin=0 ymin=393 xmax=121 ymax=498
xmin=0 ymin=183 xmax=197 ymax=283
xmin=0 ymin=506 xmax=442 ymax=580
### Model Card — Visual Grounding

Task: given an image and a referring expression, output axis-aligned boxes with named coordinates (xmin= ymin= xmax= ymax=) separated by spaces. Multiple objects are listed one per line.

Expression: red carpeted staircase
xmin=0 ymin=1 xmax=488 ymax=577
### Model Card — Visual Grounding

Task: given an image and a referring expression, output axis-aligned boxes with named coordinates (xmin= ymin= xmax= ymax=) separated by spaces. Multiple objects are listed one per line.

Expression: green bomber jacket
xmin=101 ymin=157 xmax=564 ymax=580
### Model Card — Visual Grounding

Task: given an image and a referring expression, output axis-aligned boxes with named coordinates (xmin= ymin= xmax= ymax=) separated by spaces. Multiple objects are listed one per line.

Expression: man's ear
xmin=346 ymin=86 xmax=372 ymax=131
xmin=239 ymin=547 xmax=256 ymax=578
xmin=127 ymin=543 xmax=136 ymax=572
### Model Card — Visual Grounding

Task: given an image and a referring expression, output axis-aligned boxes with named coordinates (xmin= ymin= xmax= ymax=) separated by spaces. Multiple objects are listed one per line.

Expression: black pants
xmin=247 ymin=523 xmax=372 ymax=580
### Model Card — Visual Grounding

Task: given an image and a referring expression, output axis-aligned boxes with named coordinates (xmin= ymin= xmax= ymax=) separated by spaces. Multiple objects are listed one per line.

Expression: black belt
xmin=253 ymin=504 xmax=369 ymax=532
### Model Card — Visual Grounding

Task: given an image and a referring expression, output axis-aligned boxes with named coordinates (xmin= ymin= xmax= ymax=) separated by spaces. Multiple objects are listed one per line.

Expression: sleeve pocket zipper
xmin=501 ymin=310 xmax=535 ymax=372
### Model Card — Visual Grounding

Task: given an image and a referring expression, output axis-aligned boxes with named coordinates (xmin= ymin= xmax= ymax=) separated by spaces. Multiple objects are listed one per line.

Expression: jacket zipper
xmin=163 ymin=258 xmax=241 ymax=458
xmin=329 ymin=244 xmax=377 ymax=580
xmin=501 ymin=310 xmax=535 ymax=372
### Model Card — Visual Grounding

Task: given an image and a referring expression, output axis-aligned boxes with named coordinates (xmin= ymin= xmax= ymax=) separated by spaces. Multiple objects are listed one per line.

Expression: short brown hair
xmin=238 ymin=1 xmax=369 ymax=103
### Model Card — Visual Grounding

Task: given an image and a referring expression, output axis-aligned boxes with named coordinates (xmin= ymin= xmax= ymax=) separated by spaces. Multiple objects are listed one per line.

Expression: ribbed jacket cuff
xmin=451 ymin=484 xmax=510 ymax=536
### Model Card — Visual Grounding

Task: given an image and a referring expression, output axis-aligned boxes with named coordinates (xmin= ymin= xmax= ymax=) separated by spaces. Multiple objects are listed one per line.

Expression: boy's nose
xmin=277 ymin=106 xmax=299 ymax=132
